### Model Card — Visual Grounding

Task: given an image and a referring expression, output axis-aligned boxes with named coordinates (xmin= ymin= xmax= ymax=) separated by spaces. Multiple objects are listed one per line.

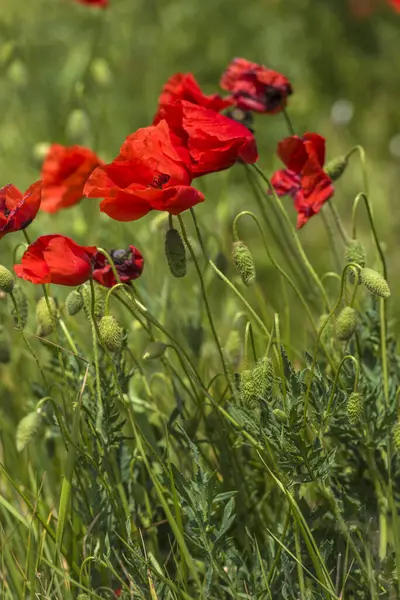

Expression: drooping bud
xmin=336 ymin=306 xmax=357 ymax=341
xmin=165 ymin=228 xmax=186 ymax=278
xmin=345 ymin=239 xmax=366 ymax=268
xmin=252 ymin=356 xmax=273 ymax=400
xmin=392 ymin=422 xmax=400 ymax=451
xmin=99 ymin=315 xmax=124 ymax=353
xmin=12 ymin=284 xmax=28 ymax=329
xmin=273 ymin=408 xmax=288 ymax=423
xmin=232 ymin=241 xmax=256 ymax=286
xmin=239 ymin=369 xmax=255 ymax=407
xmin=360 ymin=268 xmax=391 ymax=299
xmin=66 ymin=290 xmax=84 ymax=316
xmin=0 ymin=265 xmax=14 ymax=294
xmin=324 ymin=155 xmax=349 ymax=181
xmin=16 ymin=409 xmax=44 ymax=452
xmin=143 ymin=341 xmax=167 ymax=360
xmin=36 ymin=297 xmax=57 ymax=337
xmin=80 ymin=282 xmax=105 ymax=321
xmin=347 ymin=392 xmax=363 ymax=425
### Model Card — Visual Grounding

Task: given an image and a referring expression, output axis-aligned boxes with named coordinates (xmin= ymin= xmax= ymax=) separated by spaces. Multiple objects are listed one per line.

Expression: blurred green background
xmin=0 ymin=0 xmax=400 ymax=401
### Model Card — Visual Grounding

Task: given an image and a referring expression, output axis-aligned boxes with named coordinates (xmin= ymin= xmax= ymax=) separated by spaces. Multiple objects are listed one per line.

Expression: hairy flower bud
xmin=66 ymin=289 xmax=84 ymax=316
xmin=273 ymin=408 xmax=288 ymax=423
xmin=393 ymin=422 xmax=400 ymax=451
xmin=324 ymin=155 xmax=349 ymax=181
xmin=252 ymin=356 xmax=273 ymax=400
xmin=232 ymin=241 xmax=256 ymax=286
xmin=12 ymin=284 xmax=28 ymax=329
xmin=99 ymin=315 xmax=124 ymax=352
xmin=360 ymin=268 xmax=391 ymax=299
xmin=0 ymin=265 xmax=14 ymax=294
xmin=336 ymin=306 xmax=357 ymax=341
xmin=143 ymin=341 xmax=167 ymax=360
xmin=36 ymin=297 xmax=57 ymax=337
xmin=347 ymin=392 xmax=363 ymax=425
xmin=80 ymin=282 xmax=105 ymax=321
xmin=345 ymin=239 xmax=366 ymax=268
xmin=16 ymin=409 xmax=44 ymax=452
xmin=239 ymin=369 xmax=255 ymax=407
xmin=165 ymin=228 xmax=186 ymax=278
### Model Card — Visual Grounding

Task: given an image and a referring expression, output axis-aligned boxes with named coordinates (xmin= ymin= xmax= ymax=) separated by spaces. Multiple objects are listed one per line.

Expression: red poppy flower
xmin=92 ymin=245 xmax=144 ymax=287
xmin=220 ymin=58 xmax=292 ymax=114
xmin=271 ymin=133 xmax=334 ymax=228
xmin=84 ymin=120 xmax=204 ymax=221
xmin=153 ymin=72 xmax=232 ymax=123
xmin=157 ymin=100 xmax=258 ymax=177
xmin=388 ymin=0 xmax=400 ymax=11
xmin=41 ymin=144 xmax=104 ymax=213
xmin=73 ymin=0 xmax=108 ymax=7
xmin=14 ymin=235 xmax=97 ymax=286
xmin=0 ymin=181 xmax=42 ymax=240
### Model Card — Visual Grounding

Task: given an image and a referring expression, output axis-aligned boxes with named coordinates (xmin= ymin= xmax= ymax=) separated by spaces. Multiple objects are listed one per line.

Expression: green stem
xmin=327 ymin=200 xmax=350 ymax=246
xmin=324 ymin=355 xmax=359 ymax=424
xmin=89 ymin=278 xmax=104 ymax=439
xmin=252 ymin=163 xmax=331 ymax=311
xmin=320 ymin=206 xmax=343 ymax=272
xmin=283 ymin=108 xmax=296 ymax=136
xmin=178 ymin=214 xmax=234 ymax=395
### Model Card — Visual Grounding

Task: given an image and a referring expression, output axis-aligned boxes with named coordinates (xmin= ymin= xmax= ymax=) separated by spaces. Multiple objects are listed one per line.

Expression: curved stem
xmin=324 ymin=355 xmax=360 ymax=423
xmin=252 ymin=163 xmax=331 ymax=311
xmin=303 ymin=263 xmax=360 ymax=423
xmin=351 ymin=193 xmax=387 ymax=279
xmin=233 ymin=210 xmax=336 ymax=373
xmin=178 ymin=214 xmax=234 ymax=395
xmin=89 ymin=278 xmax=104 ymax=440
xmin=283 ymin=108 xmax=296 ymax=135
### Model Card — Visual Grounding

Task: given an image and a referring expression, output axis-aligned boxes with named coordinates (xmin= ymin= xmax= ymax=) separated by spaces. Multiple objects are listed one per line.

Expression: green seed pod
xmin=224 ymin=330 xmax=242 ymax=367
xmin=360 ymin=268 xmax=391 ymax=299
xmin=36 ymin=297 xmax=57 ymax=337
xmin=66 ymin=289 xmax=84 ymax=316
xmin=252 ymin=356 xmax=273 ymax=400
xmin=392 ymin=422 xmax=400 ymax=451
xmin=143 ymin=341 xmax=167 ymax=360
xmin=12 ymin=284 xmax=28 ymax=328
xmin=273 ymin=408 xmax=288 ymax=423
xmin=239 ymin=369 xmax=256 ymax=407
xmin=99 ymin=315 xmax=124 ymax=353
xmin=0 ymin=265 xmax=14 ymax=294
xmin=80 ymin=282 xmax=105 ymax=321
xmin=336 ymin=306 xmax=357 ymax=341
xmin=16 ymin=410 xmax=44 ymax=452
xmin=165 ymin=228 xmax=186 ymax=278
xmin=347 ymin=392 xmax=363 ymax=425
xmin=232 ymin=241 xmax=256 ymax=286
xmin=324 ymin=155 xmax=349 ymax=181
xmin=345 ymin=239 xmax=366 ymax=268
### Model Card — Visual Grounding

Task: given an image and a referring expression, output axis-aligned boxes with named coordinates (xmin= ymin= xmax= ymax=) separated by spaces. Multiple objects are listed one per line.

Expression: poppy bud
xmin=324 ymin=155 xmax=349 ymax=181
xmin=336 ymin=306 xmax=357 ymax=341
xmin=66 ymin=108 xmax=92 ymax=146
xmin=80 ymin=282 xmax=105 ymax=321
xmin=66 ymin=290 xmax=84 ymax=316
xmin=345 ymin=239 xmax=366 ymax=268
xmin=360 ymin=268 xmax=391 ymax=299
xmin=36 ymin=297 xmax=57 ymax=337
xmin=99 ymin=315 xmax=124 ymax=353
xmin=0 ymin=265 xmax=14 ymax=294
xmin=347 ymin=392 xmax=363 ymax=425
xmin=273 ymin=408 xmax=288 ymax=423
xmin=143 ymin=341 xmax=167 ymax=360
xmin=90 ymin=57 xmax=112 ymax=87
xmin=252 ymin=356 xmax=273 ymax=400
xmin=232 ymin=241 xmax=256 ymax=286
xmin=165 ymin=228 xmax=186 ymax=278
xmin=12 ymin=284 xmax=28 ymax=329
xmin=393 ymin=422 xmax=400 ymax=451
xmin=239 ymin=369 xmax=255 ymax=407
xmin=16 ymin=409 xmax=44 ymax=452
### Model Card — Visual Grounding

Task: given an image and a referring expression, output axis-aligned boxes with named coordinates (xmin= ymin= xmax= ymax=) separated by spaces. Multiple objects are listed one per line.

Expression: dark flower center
xmin=151 ymin=173 xmax=171 ymax=189
xmin=111 ymin=249 xmax=131 ymax=265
